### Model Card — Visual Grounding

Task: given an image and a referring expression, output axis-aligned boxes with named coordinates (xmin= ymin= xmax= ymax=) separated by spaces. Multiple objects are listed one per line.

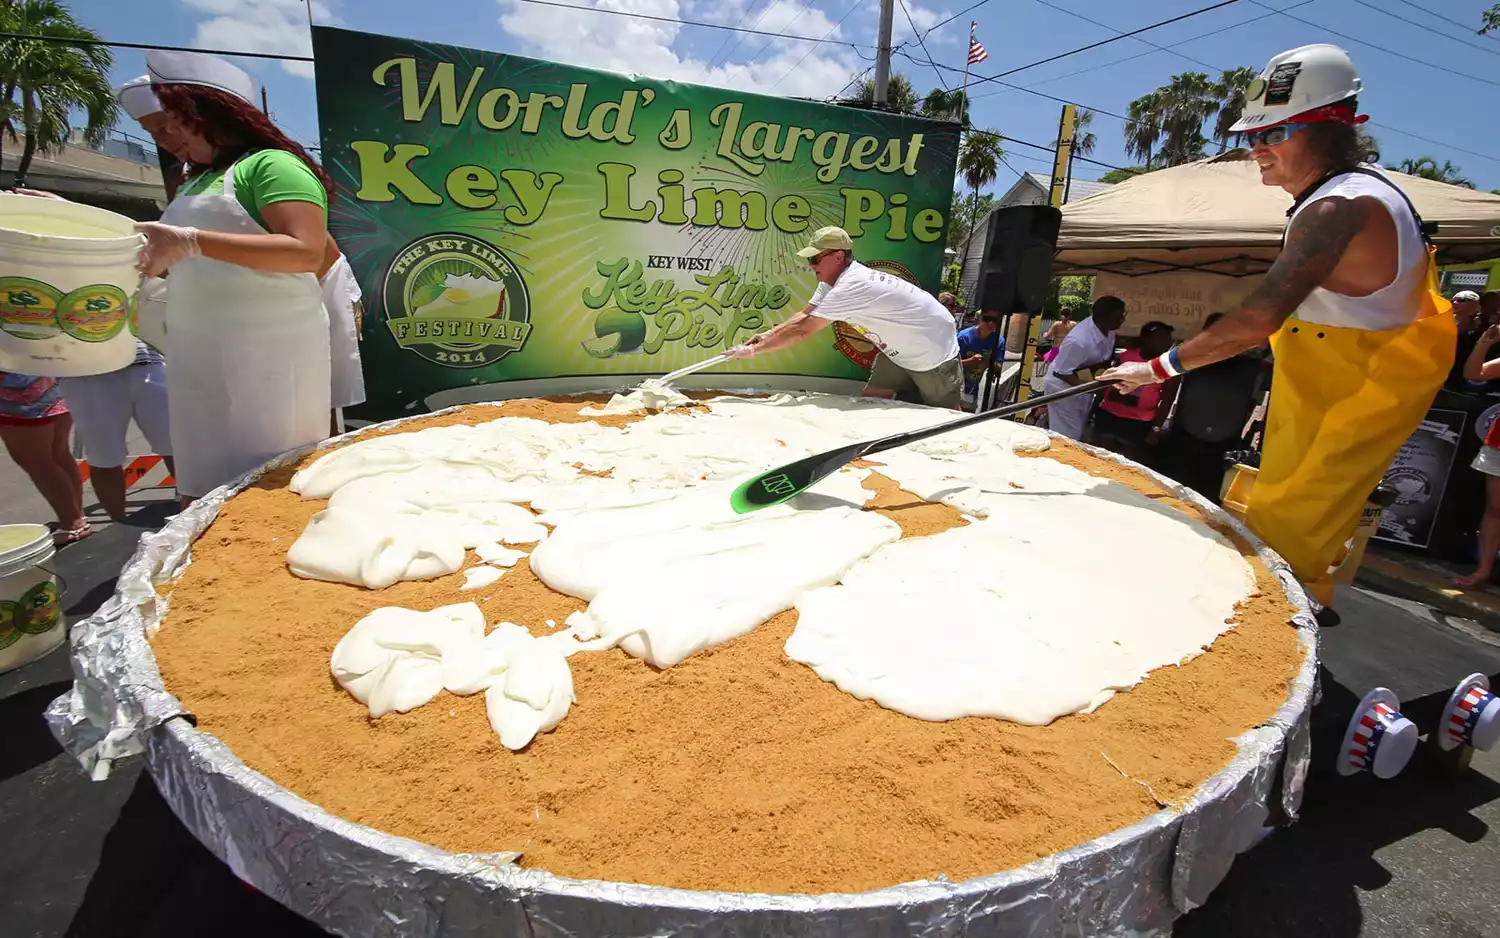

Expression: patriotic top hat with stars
xmin=1338 ymin=687 xmax=1419 ymax=778
xmin=1438 ymin=673 xmax=1500 ymax=753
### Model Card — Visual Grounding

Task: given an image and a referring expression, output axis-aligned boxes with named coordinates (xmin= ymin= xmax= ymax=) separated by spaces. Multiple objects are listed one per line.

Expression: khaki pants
xmin=866 ymin=354 xmax=962 ymax=409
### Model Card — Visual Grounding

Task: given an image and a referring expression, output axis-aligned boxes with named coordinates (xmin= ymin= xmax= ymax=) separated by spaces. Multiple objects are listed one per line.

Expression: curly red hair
xmin=153 ymin=83 xmax=332 ymax=203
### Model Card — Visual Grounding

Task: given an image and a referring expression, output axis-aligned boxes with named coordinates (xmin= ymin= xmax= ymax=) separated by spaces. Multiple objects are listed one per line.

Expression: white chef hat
xmin=116 ymin=75 xmax=162 ymax=119
xmin=145 ymin=49 xmax=258 ymax=105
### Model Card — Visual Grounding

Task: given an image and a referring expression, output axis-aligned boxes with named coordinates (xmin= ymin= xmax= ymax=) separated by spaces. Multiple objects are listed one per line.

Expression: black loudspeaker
xmin=977 ymin=204 xmax=1062 ymax=314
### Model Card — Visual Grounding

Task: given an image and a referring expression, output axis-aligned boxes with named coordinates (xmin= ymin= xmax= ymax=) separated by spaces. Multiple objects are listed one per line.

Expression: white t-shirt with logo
xmin=807 ymin=261 xmax=961 ymax=372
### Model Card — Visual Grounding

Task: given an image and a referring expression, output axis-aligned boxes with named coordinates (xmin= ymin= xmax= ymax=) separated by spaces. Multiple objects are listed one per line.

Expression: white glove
xmin=724 ymin=342 xmax=758 ymax=359
xmin=134 ymin=221 xmax=202 ymax=276
xmin=1099 ymin=359 xmax=1160 ymax=392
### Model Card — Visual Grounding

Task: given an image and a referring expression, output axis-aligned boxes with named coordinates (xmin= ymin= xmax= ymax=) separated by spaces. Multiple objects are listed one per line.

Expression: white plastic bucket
xmin=0 ymin=194 xmax=144 ymax=377
xmin=0 ymin=523 xmax=66 ymax=673
xmin=134 ymin=275 xmax=168 ymax=353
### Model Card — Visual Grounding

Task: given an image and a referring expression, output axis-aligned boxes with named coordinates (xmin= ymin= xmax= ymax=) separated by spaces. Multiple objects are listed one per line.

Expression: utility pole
xmin=873 ymin=0 xmax=895 ymax=104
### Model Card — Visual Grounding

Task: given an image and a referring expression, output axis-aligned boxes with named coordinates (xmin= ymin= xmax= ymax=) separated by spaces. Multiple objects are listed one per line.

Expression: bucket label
xmin=0 ymin=277 xmax=63 ymax=340
xmin=17 ymin=581 xmax=61 ymax=635
xmin=0 ymin=600 xmax=16 ymax=650
xmin=58 ymin=285 xmax=130 ymax=343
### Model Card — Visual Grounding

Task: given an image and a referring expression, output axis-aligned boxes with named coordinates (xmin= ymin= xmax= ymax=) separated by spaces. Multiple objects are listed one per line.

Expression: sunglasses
xmin=980 ymin=316 xmax=999 ymax=323
xmin=1244 ymin=123 xmax=1305 ymax=148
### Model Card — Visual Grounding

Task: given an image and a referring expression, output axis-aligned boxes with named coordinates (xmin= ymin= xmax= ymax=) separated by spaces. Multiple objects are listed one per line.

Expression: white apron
xmin=1042 ymin=372 xmax=1092 ymax=440
xmin=320 ymin=254 xmax=366 ymax=408
xmin=161 ymin=158 xmax=331 ymax=497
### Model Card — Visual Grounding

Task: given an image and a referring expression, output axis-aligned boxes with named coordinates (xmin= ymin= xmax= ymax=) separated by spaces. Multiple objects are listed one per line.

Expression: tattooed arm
xmin=1175 ymin=196 xmax=1369 ymax=371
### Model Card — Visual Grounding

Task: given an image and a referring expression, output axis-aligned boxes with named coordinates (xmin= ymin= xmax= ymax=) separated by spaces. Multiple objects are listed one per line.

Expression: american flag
xmin=968 ymin=25 xmax=989 ymax=66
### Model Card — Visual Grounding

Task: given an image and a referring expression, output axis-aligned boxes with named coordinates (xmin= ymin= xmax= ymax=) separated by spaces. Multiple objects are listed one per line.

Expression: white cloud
xmin=893 ymin=2 xmax=952 ymax=44
xmin=496 ymin=0 xmax=869 ymax=100
xmin=180 ymin=0 xmax=337 ymax=79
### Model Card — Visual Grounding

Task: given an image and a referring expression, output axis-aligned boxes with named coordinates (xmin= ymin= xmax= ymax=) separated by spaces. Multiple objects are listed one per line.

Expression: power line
xmin=968 ymin=0 xmax=1318 ymax=101
xmin=967 ymin=125 xmax=1141 ymax=175
xmin=705 ymin=0 xmax=770 ymax=68
xmin=898 ymin=0 xmax=947 ymax=90
xmin=1382 ymin=0 xmax=1500 ymax=41
xmin=1245 ymin=0 xmax=1500 ymax=89
xmin=978 ymin=0 xmax=1244 ymax=83
xmin=742 ymin=0 xmax=816 ymax=67
xmin=0 ymin=29 xmax=313 ymax=61
xmin=1345 ymin=0 xmax=1500 ymax=58
xmin=828 ymin=65 xmax=875 ymax=101
xmin=945 ymin=1 xmax=1500 ymax=167
xmin=1024 ymin=0 xmax=1231 ymax=74
xmin=769 ymin=0 xmax=870 ymax=92
xmin=513 ymin=0 xmax=875 ymax=50
xmin=920 ymin=0 xmax=999 ymax=39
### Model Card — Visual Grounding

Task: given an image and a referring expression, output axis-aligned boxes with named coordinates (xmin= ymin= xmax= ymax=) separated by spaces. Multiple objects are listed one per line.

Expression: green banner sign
xmin=313 ymin=26 xmax=960 ymax=419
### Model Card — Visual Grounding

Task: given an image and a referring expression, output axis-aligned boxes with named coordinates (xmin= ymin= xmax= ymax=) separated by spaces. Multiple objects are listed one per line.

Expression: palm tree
xmin=0 ymin=1 xmax=117 ymax=186
xmin=1212 ymin=66 xmax=1257 ymax=152
xmin=1123 ymin=92 xmax=1163 ymax=168
xmin=956 ymin=130 xmax=1004 ymax=280
xmin=1053 ymin=108 xmax=1096 ymax=157
xmin=920 ymin=87 xmax=969 ymax=126
xmin=854 ymin=73 xmax=920 ymax=113
xmin=1389 ymin=156 xmax=1475 ymax=188
xmin=1157 ymin=71 xmax=1218 ymax=166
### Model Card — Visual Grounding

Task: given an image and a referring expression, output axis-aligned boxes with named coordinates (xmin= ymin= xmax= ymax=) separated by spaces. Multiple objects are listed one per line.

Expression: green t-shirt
xmin=177 ymin=149 xmax=327 ymax=230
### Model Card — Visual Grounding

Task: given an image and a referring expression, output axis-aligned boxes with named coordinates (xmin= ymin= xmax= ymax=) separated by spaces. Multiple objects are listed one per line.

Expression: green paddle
xmin=729 ymin=379 xmax=1116 ymax=514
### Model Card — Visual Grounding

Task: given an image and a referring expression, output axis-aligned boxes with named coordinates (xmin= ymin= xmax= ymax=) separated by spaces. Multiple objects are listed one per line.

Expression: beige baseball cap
xmin=795 ymin=226 xmax=854 ymax=259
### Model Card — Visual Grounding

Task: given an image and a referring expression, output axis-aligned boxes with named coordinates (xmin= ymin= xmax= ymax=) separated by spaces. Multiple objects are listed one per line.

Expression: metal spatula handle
xmin=658 ymin=353 xmax=730 ymax=385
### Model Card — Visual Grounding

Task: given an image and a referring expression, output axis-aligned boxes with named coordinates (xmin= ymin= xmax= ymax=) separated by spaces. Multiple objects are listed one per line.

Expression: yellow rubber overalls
xmin=1244 ymin=173 xmax=1455 ymax=607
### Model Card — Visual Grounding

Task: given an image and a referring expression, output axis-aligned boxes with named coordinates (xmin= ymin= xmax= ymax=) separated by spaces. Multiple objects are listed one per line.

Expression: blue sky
xmin=67 ymin=0 xmax=1500 ymax=192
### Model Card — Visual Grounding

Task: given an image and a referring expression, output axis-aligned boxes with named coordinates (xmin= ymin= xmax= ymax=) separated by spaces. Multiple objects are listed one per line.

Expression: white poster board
xmin=1094 ymin=271 xmax=1263 ymax=338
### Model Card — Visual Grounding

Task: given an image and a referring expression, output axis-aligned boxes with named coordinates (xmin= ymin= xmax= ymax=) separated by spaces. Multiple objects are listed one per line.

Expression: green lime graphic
xmin=410 ymin=281 xmax=448 ymax=309
xmin=0 ymin=276 xmax=63 ymax=340
xmin=58 ymin=284 xmax=129 ymax=343
xmin=17 ymin=580 xmax=60 ymax=634
xmin=594 ymin=308 xmax=647 ymax=353
xmin=582 ymin=332 xmax=622 ymax=358
xmin=0 ymin=600 xmax=18 ymax=651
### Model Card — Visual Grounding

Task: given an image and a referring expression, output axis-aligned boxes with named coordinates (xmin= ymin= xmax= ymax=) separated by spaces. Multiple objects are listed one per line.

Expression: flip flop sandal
xmin=53 ymin=522 xmax=93 ymax=547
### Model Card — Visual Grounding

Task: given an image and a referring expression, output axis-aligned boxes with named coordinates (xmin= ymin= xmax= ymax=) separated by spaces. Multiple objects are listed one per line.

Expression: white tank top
xmin=1287 ymin=167 xmax=1426 ymax=332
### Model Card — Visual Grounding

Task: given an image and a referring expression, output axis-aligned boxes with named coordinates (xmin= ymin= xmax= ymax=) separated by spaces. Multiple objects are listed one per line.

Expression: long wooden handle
xmin=859 ymin=379 xmax=1116 ymax=460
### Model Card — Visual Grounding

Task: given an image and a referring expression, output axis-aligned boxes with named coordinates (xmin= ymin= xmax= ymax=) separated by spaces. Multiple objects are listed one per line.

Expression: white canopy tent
xmin=1054 ymin=150 xmax=1500 ymax=278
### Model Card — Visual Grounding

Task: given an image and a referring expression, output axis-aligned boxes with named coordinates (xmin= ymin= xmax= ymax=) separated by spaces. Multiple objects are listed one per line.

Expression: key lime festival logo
xmin=382 ymin=232 xmax=533 ymax=368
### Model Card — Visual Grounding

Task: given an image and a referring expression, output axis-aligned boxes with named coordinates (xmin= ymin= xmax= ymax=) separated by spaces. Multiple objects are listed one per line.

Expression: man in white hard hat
xmin=729 ymin=226 xmax=963 ymax=409
xmin=1103 ymin=44 xmax=1455 ymax=620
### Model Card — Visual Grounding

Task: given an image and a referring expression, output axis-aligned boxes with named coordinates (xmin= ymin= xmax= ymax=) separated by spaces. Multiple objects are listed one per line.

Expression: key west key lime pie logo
xmin=382 ymin=232 xmax=532 ymax=368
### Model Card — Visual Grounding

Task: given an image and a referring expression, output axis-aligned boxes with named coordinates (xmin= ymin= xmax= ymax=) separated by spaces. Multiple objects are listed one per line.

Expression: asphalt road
xmin=2 ymin=515 xmax=1499 ymax=937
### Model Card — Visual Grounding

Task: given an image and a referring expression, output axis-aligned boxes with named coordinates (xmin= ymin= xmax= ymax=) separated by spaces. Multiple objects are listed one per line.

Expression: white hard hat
xmin=1230 ymin=44 xmax=1362 ymax=134
xmin=116 ymin=75 xmax=161 ymax=120
xmin=1455 ymin=290 xmax=1482 ymax=302
xmin=146 ymin=50 xmax=258 ymax=105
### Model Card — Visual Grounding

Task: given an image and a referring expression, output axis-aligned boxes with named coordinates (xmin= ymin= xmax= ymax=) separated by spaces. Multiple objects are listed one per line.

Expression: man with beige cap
xmin=729 ymin=226 xmax=962 ymax=408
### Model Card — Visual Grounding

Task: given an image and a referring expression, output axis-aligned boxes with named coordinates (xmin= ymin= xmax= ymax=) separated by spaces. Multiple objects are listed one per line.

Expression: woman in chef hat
xmin=121 ymin=60 xmax=365 ymax=437
xmin=132 ymin=50 xmax=347 ymax=505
